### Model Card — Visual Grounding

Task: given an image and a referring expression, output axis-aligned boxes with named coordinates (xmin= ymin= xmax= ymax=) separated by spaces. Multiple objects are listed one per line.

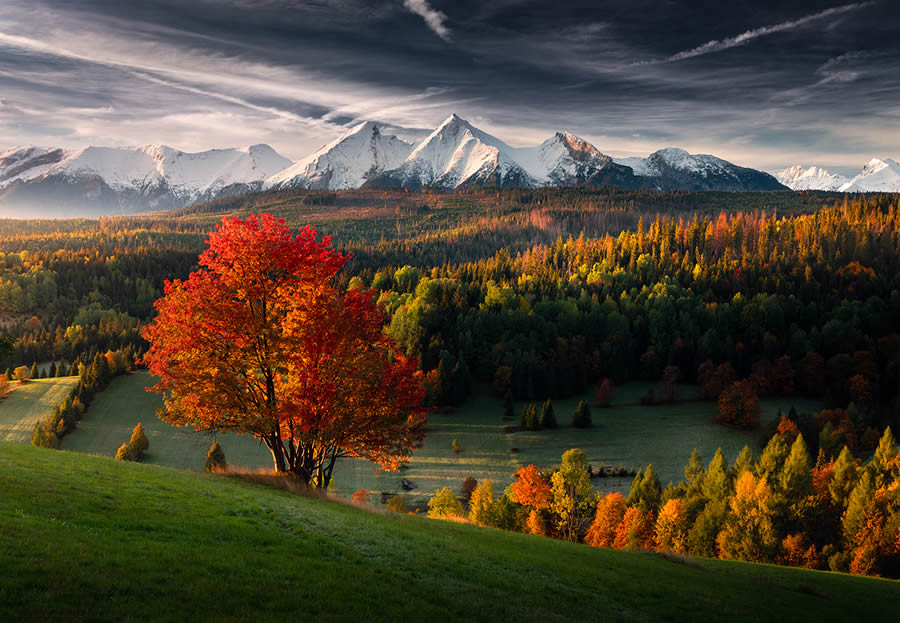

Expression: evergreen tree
xmin=829 ymin=446 xmax=858 ymax=509
xmin=503 ymin=393 xmax=515 ymax=420
xmin=540 ymin=399 xmax=557 ymax=429
xmin=29 ymin=362 xmax=38 ymax=380
xmin=757 ymin=434 xmax=789 ymax=480
xmin=684 ymin=448 xmax=705 ymax=496
xmin=732 ymin=445 xmax=755 ymax=479
xmin=780 ymin=434 xmax=812 ymax=501
xmin=572 ymin=400 xmax=591 ymax=428
xmin=521 ymin=403 xmax=539 ymax=430
xmin=204 ymin=441 xmax=227 ymax=472
xmin=630 ymin=464 xmax=662 ymax=511
xmin=870 ymin=427 xmax=897 ymax=487
xmin=127 ymin=423 xmax=149 ymax=460
xmin=702 ymin=449 xmax=730 ymax=502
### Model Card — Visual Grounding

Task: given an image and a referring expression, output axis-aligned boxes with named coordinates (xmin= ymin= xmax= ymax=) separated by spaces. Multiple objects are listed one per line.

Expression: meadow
xmin=0 ymin=377 xmax=79 ymax=443
xmin=1 ymin=443 xmax=896 ymax=623
xmin=59 ymin=371 xmax=822 ymax=503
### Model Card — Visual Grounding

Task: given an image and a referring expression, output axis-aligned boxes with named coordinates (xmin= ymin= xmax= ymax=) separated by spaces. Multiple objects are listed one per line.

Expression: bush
xmin=204 ymin=441 xmax=227 ymax=472
xmin=351 ymin=489 xmax=370 ymax=506
xmin=13 ymin=365 xmax=29 ymax=383
xmin=521 ymin=403 xmax=539 ymax=430
xmin=427 ymin=487 xmax=465 ymax=518
xmin=572 ymin=400 xmax=591 ymax=428
xmin=385 ymin=495 xmax=407 ymax=513
xmin=128 ymin=423 xmax=149 ymax=459
xmin=116 ymin=423 xmax=149 ymax=462
xmin=452 ymin=438 xmax=461 ymax=454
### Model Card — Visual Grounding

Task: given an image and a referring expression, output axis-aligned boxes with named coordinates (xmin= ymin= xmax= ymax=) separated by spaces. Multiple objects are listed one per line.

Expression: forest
xmin=3 ymin=187 xmax=899 ymax=577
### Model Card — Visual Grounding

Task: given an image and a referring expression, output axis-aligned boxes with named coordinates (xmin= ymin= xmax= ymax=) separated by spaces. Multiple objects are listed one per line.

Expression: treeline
xmin=30 ymin=348 xmax=137 ymax=448
xmin=425 ymin=428 xmax=900 ymax=578
xmin=368 ymin=197 xmax=900 ymax=432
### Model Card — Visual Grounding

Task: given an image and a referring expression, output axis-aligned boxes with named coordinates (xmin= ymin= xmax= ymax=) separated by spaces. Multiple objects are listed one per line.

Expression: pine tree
xmin=757 ymin=434 xmax=788 ymax=480
xmin=521 ymin=403 xmax=538 ymax=430
xmin=127 ymin=423 xmax=149 ymax=460
xmin=29 ymin=362 xmax=38 ymax=380
xmin=204 ymin=441 xmax=227 ymax=472
xmin=684 ymin=448 xmax=705 ymax=496
xmin=780 ymin=434 xmax=812 ymax=501
xmin=828 ymin=447 xmax=858 ymax=509
xmin=702 ymin=449 xmax=730 ymax=502
xmin=732 ymin=445 xmax=755 ymax=478
xmin=503 ymin=393 xmax=515 ymax=420
xmin=630 ymin=464 xmax=662 ymax=511
xmin=540 ymin=399 xmax=557 ymax=429
xmin=842 ymin=470 xmax=874 ymax=546
xmin=572 ymin=400 xmax=591 ymax=428
xmin=869 ymin=427 xmax=897 ymax=487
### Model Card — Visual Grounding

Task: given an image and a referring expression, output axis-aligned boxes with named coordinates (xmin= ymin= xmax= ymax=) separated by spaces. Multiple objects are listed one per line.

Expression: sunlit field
xmin=0 ymin=377 xmax=80 ymax=443
xmin=64 ymin=371 xmax=822 ymax=503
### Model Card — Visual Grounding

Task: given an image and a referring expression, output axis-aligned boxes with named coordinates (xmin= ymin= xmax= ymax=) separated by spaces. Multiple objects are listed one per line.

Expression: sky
xmin=0 ymin=0 xmax=897 ymax=175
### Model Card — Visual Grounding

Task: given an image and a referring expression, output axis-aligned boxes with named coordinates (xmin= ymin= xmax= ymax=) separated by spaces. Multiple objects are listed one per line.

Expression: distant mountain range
xmin=776 ymin=159 xmax=900 ymax=192
xmin=1 ymin=114 xmax=895 ymax=217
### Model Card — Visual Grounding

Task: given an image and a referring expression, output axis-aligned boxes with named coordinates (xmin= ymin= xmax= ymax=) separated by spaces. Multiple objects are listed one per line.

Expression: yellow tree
xmin=550 ymin=448 xmax=594 ymax=542
xmin=717 ymin=471 xmax=777 ymax=562
xmin=655 ymin=498 xmax=689 ymax=554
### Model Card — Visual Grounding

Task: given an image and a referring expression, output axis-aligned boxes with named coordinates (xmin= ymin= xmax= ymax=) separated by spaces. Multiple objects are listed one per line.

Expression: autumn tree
xmin=550 ymin=448 xmax=594 ymax=541
xmin=595 ymin=378 xmax=613 ymax=407
xmin=469 ymin=480 xmax=497 ymax=526
xmin=141 ymin=215 xmax=426 ymax=488
xmin=204 ymin=441 xmax=227 ymax=472
xmin=510 ymin=464 xmax=551 ymax=510
xmin=716 ymin=380 xmax=760 ymax=428
xmin=717 ymin=472 xmax=777 ymax=562
xmin=585 ymin=492 xmax=627 ymax=547
xmin=428 ymin=487 xmax=464 ymax=519
xmin=655 ymin=498 xmax=689 ymax=553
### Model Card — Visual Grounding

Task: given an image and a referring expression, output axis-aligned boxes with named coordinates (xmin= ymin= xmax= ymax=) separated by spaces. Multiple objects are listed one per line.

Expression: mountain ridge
xmin=5 ymin=113 xmax=897 ymax=217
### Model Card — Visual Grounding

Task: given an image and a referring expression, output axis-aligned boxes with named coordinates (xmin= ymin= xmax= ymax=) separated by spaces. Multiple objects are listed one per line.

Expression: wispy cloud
xmin=403 ymin=0 xmax=450 ymax=41
xmin=643 ymin=2 xmax=873 ymax=64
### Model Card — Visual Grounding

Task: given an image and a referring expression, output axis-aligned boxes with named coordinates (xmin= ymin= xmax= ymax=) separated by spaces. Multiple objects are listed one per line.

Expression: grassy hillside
xmin=0 ymin=377 xmax=79 ymax=443
xmin=1 ymin=444 xmax=896 ymax=622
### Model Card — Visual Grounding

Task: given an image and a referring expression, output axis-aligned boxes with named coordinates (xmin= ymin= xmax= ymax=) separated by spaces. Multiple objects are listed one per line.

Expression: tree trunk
xmin=265 ymin=431 xmax=286 ymax=472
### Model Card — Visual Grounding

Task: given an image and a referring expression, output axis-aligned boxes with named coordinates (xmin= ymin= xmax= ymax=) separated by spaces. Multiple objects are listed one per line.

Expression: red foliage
xmin=585 ymin=492 xmax=627 ymax=548
xmin=716 ymin=380 xmax=760 ymax=428
xmin=141 ymin=214 xmax=427 ymax=487
xmin=510 ymin=464 xmax=552 ymax=509
xmin=595 ymin=378 xmax=614 ymax=407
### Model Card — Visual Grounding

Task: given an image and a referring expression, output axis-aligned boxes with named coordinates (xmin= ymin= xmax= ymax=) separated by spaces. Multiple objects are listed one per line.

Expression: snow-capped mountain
xmin=512 ymin=132 xmax=643 ymax=189
xmin=775 ymin=165 xmax=848 ymax=191
xmin=265 ymin=121 xmax=412 ymax=190
xmin=0 ymin=144 xmax=291 ymax=217
xmin=14 ymin=112 xmax=886 ymax=217
xmin=838 ymin=158 xmax=900 ymax=193
xmin=614 ymin=148 xmax=786 ymax=191
xmin=367 ymin=114 xmax=537 ymax=189
xmin=774 ymin=159 xmax=900 ymax=192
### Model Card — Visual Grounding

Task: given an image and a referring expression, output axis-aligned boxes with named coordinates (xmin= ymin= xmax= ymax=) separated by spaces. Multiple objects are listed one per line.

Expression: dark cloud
xmin=0 ymin=0 xmax=896 ymax=172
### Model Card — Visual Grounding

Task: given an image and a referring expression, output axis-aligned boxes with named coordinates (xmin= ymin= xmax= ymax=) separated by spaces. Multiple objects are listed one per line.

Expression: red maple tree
xmin=141 ymin=214 xmax=427 ymax=487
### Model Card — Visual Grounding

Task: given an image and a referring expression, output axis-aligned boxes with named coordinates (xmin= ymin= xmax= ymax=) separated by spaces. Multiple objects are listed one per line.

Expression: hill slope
xmin=1 ymin=445 xmax=896 ymax=622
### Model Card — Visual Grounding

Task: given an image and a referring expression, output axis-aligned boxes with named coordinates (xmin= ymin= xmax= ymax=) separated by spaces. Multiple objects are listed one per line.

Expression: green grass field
xmin=64 ymin=371 xmax=822 ymax=504
xmin=0 ymin=444 xmax=896 ymax=622
xmin=0 ymin=377 xmax=80 ymax=443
